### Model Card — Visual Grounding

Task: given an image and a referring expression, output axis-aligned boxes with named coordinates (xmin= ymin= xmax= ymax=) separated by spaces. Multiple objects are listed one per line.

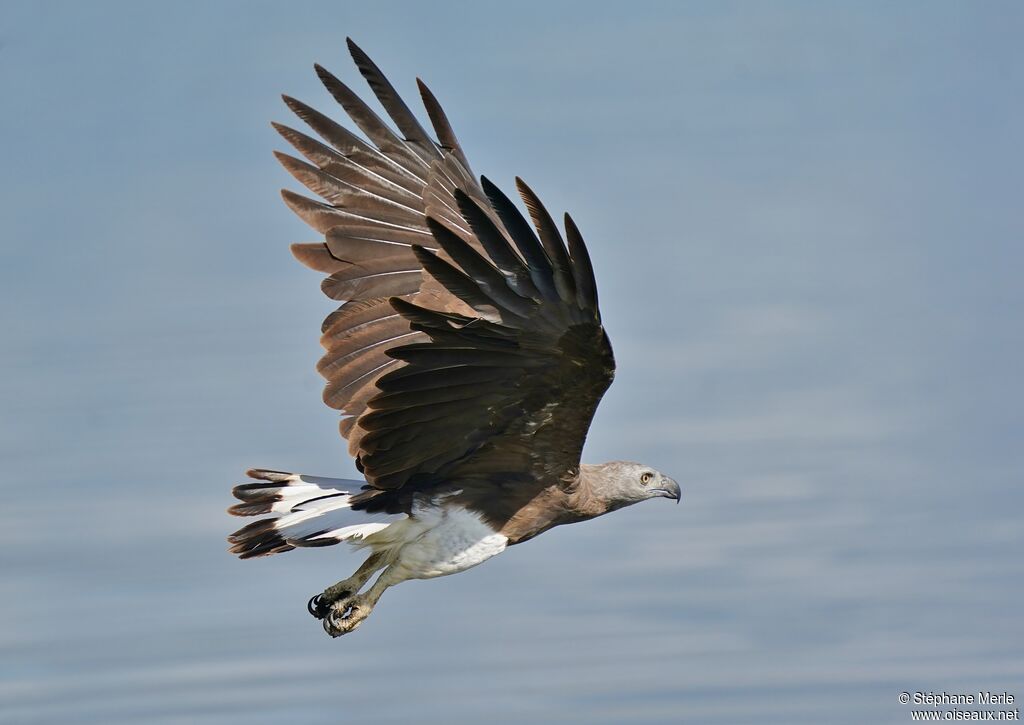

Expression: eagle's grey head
xmin=583 ymin=460 xmax=681 ymax=511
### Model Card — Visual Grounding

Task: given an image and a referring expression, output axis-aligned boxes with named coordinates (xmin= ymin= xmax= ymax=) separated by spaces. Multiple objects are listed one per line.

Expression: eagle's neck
xmin=496 ymin=468 xmax=611 ymax=544
xmin=567 ymin=466 xmax=614 ymax=518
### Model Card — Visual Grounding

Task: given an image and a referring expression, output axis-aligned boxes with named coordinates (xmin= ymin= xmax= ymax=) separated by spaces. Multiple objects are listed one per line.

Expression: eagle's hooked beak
xmin=651 ymin=477 xmax=681 ymax=504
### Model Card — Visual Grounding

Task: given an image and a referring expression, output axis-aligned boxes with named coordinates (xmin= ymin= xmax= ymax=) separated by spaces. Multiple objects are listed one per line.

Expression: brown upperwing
xmin=276 ymin=39 xmax=615 ymax=523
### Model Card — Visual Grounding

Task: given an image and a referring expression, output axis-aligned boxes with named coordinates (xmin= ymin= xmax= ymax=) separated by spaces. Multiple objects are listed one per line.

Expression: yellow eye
xmin=641 ymin=472 xmax=654 ymax=485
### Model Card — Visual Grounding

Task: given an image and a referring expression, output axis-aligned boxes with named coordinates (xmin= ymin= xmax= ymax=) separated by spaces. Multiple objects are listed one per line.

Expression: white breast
xmin=393 ymin=500 xmax=508 ymax=580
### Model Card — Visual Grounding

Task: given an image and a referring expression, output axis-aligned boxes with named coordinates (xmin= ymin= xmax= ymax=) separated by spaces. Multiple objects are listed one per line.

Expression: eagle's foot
xmin=322 ymin=596 xmax=371 ymax=638
xmin=307 ymin=580 xmax=356 ymax=619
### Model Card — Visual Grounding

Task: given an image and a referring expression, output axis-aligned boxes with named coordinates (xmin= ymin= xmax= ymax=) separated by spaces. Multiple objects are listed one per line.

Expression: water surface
xmin=2 ymin=2 xmax=1022 ymax=723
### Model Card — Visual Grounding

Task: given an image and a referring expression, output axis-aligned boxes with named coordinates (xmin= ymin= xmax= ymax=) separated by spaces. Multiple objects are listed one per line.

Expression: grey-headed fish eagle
xmin=228 ymin=39 xmax=681 ymax=637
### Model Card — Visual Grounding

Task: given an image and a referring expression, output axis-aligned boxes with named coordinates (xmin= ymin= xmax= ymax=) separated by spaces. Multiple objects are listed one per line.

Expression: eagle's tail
xmin=227 ymin=469 xmax=403 ymax=559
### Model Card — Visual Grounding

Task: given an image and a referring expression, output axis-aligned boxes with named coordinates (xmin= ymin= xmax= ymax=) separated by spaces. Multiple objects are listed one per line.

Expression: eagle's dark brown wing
xmin=276 ymin=39 xmax=614 ymax=513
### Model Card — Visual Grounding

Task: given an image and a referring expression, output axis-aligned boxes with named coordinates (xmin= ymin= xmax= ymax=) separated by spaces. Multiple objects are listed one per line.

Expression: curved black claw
xmin=323 ymin=614 xmax=341 ymax=638
xmin=308 ymin=594 xmax=330 ymax=619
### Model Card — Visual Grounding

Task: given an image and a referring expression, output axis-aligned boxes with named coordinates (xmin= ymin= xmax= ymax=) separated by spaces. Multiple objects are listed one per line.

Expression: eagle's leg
xmin=307 ymin=551 xmax=385 ymax=620
xmin=322 ymin=565 xmax=404 ymax=638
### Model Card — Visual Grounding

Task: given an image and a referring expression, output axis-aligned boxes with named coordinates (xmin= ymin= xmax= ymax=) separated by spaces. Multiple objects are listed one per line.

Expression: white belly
xmin=392 ymin=500 xmax=508 ymax=580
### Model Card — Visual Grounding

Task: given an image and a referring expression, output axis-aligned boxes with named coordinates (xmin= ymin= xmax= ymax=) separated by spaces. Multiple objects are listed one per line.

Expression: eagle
xmin=228 ymin=39 xmax=681 ymax=638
